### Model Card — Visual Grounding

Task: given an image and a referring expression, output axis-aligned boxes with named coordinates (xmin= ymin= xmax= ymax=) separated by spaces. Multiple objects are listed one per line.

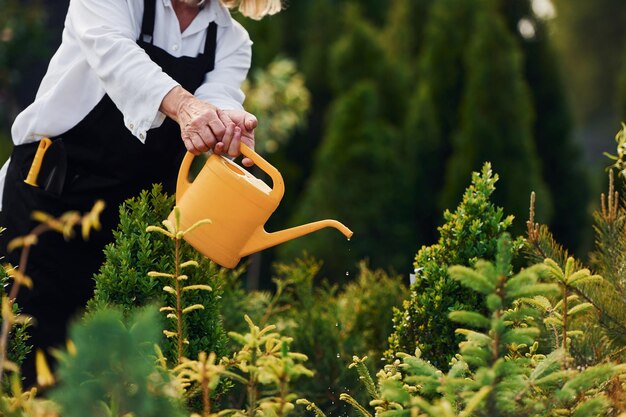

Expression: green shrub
xmin=387 ymin=163 xmax=518 ymax=369
xmin=50 ymin=307 xmax=186 ymax=417
xmin=87 ymin=185 xmax=231 ymax=367
xmin=305 ymin=235 xmax=626 ymax=417
xmin=220 ymin=256 xmax=406 ymax=416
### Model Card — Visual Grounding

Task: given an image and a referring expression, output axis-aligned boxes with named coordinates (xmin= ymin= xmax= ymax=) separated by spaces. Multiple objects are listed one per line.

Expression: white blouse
xmin=0 ymin=0 xmax=252 ymax=208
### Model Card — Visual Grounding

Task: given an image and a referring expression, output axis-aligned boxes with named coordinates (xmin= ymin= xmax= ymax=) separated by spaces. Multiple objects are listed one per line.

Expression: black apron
xmin=0 ymin=0 xmax=217 ymax=385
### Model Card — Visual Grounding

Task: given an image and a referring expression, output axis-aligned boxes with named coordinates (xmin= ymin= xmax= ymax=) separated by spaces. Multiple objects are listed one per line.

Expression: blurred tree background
xmin=1 ymin=0 xmax=625 ymax=286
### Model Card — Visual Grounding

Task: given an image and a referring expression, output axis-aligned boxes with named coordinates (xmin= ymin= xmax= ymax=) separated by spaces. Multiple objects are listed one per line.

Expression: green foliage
xmin=278 ymin=81 xmax=413 ymax=277
xmin=50 ymin=307 xmax=186 ymax=417
xmin=382 ymin=0 xmax=433 ymax=64
xmin=220 ymin=315 xmax=314 ymax=417
xmin=311 ymin=235 xmax=626 ymax=417
xmin=237 ymin=0 xmax=590 ymax=277
xmin=328 ymin=4 xmax=410 ymax=125
xmin=242 ymin=58 xmax=310 ymax=154
xmin=87 ymin=184 xmax=231 ymax=368
xmin=387 ymin=163 xmax=517 ymax=369
xmin=0 ymin=0 xmax=46 ymax=91
xmin=221 ymin=256 xmax=406 ymax=417
xmin=525 ymin=166 xmax=626 ymax=364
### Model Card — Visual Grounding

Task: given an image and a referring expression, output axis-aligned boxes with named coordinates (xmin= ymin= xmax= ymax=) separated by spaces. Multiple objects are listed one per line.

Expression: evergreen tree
xmin=87 ymin=185 xmax=230 ymax=368
xmin=278 ymin=7 xmax=415 ymax=277
xmin=328 ymin=4 xmax=410 ymax=125
xmin=387 ymin=163 xmax=516 ymax=369
xmin=277 ymin=81 xmax=412 ymax=278
xmin=403 ymin=0 xmax=480 ymax=246
xmin=440 ymin=3 xmax=552 ymax=233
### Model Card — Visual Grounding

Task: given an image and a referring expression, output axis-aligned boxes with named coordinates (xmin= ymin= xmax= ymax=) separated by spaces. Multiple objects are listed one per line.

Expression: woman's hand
xmin=214 ymin=109 xmax=258 ymax=167
xmin=161 ymin=86 xmax=234 ymax=155
xmin=177 ymin=96 xmax=230 ymax=154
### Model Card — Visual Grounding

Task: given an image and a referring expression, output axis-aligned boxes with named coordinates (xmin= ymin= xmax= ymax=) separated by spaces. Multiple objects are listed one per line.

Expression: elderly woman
xmin=0 ymin=0 xmax=280 ymax=385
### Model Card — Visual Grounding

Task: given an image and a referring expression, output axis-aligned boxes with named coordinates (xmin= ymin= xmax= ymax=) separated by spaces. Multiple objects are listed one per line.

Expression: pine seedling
xmin=222 ymin=315 xmax=313 ymax=417
xmin=524 ymin=191 xmax=579 ymax=269
xmin=539 ymin=258 xmax=602 ymax=352
xmin=338 ymin=356 xmax=377 ymax=417
xmin=146 ymin=206 xmax=212 ymax=364
xmin=172 ymin=351 xmax=242 ymax=417
xmin=526 ymin=182 xmax=626 ymax=362
xmin=588 ymin=168 xmax=626 ymax=357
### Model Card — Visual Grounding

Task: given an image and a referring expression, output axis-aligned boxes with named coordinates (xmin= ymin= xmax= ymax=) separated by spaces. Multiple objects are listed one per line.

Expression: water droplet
xmin=336 ymin=353 xmax=340 ymax=358
xmin=347 ymin=237 xmax=351 ymax=242
xmin=345 ymin=271 xmax=350 ymax=276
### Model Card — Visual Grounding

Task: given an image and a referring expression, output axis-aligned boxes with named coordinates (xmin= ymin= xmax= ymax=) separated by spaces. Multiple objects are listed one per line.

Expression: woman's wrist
xmin=160 ymin=85 xmax=195 ymax=122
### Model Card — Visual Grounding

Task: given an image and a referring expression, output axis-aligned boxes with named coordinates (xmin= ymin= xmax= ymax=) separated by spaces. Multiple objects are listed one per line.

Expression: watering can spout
xmin=240 ymin=220 xmax=353 ymax=258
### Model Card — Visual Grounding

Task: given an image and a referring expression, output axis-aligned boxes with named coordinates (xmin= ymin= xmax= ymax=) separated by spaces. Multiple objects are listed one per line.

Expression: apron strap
xmin=141 ymin=0 xmax=156 ymax=43
xmin=204 ymin=22 xmax=217 ymax=70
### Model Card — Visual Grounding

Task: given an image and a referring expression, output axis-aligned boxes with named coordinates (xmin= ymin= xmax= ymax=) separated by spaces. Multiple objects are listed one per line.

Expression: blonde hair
xmin=220 ymin=0 xmax=282 ymax=20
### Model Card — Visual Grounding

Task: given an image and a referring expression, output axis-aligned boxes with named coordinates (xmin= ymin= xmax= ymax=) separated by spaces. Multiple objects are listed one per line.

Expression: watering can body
xmin=168 ymin=144 xmax=352 ymax=268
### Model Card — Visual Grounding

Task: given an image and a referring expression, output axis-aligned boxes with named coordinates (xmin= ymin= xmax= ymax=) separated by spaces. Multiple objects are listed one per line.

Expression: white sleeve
xmin=66 ymin=0 xmax=178 ymax=140
xmin=195 ymin=20 xmax=252 ymax=111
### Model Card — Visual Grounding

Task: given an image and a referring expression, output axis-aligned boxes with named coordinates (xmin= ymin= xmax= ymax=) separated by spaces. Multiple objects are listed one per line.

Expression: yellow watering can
xmin=168 ymin=144 xmax=353 ymax=269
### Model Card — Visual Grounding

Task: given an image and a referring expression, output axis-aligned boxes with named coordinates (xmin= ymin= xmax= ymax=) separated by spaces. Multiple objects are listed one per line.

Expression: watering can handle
xmin=240 ymin=143 xmax=285 ymax=200
xmin=175 ymin=151 xmax=195 ymax=205
xmin=175 ymin=144 xmax=285 ymax=205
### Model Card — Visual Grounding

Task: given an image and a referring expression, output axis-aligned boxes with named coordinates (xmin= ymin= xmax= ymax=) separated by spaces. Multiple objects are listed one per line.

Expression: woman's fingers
xmin=221 ymin=123 xmax=235 ymax=155
xmin=244 ymin=113 xmax=258 ymax=131
xmin=227 ymin=127 xmax=242 ymax=157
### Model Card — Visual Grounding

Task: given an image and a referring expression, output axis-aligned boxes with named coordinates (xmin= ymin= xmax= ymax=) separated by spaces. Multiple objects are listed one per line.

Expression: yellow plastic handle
xmin=24 ymin=138 xmax=52 ymax=187
xmin=240 ymin=144 xmax=285 ymax=201
xmin=175 ymin=151 xmax=195 ymax=205
xmin=175 ymin=144 xmax=286 ymax=203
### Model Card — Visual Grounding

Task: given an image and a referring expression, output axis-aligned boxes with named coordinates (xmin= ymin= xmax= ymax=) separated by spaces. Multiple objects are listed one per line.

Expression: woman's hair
xmin=220 ymin=0 xmax=282 ymax=20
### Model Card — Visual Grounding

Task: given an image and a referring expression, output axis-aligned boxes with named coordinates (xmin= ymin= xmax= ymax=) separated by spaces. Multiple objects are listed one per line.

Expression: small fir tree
xmin=387 ymin=163 xmax=516 ymax=369
xmin=87 ymin=185 xmax=231 ymax=368
xmin=525 ymin=167 xmax=626 ymax=364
